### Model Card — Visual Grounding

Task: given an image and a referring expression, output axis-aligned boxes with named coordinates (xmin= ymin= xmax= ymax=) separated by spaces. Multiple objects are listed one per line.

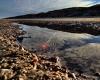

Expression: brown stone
xmin=0 ymin=69 xmax=14 ymax=80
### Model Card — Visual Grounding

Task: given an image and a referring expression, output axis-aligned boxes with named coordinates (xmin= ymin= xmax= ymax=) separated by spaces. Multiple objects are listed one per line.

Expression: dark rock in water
xmin=17 ymin=36 xmax=24 ymax=43
xmin=94 ymin=72 xmax=100 ymax=77
xmin=17 ymin=36 xmax=31 ymax=43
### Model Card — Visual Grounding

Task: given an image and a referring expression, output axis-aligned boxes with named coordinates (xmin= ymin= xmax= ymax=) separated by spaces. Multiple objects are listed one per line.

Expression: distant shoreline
xmin=3 ymin=18 xmax=100 ymax=35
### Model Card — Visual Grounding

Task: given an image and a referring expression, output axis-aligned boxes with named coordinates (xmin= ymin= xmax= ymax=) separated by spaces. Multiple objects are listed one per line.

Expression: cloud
xmin=0 ymin=0 xmax=99 ymax=15
xmin=14 ymin=0 xmax=96 ymax=13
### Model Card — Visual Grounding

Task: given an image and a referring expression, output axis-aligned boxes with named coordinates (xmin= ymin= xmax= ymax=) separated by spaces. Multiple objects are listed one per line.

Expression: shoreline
xmin=3 ymin=18 xmax=100 ymax=35
xmin=0 ymin=21 xmax=73 ymax=80
xmin=0 ymin=20 xmax=99 ymax=80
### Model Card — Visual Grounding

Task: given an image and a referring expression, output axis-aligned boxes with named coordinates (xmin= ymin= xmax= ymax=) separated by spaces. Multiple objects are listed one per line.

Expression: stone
xmin=48 ymin=56 xmax=60 ymax=63
xmin=32 ymin=54 xmax=38 ymax=63
xmin=68 ymin=72 xmax=77 ymax=80
xmin=64 ymin=73 xmax=70 ymax=80
xmin=0 ymin=69 xmax=14 ymax=80
xmin=19 ymin=78 xmax=24 ymax=80
xmin=95 ymin=72 xmax=100 ymax=77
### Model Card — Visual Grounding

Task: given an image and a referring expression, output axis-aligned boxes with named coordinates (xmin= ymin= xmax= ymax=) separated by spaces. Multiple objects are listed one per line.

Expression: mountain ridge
xmin=8 ymin=4 xmax=100 ymax=19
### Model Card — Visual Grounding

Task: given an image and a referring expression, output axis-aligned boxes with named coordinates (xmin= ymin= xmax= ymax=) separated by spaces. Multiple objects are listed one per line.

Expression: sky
xmin=0 ymin=0 xmax=100 ymax=18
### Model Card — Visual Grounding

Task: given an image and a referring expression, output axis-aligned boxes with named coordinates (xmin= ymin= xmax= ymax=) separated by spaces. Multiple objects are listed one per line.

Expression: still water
xmin=19 ymin=24 xmax=100 ymax=53
xmin=18 ymin=24 xmax=100 ymax=75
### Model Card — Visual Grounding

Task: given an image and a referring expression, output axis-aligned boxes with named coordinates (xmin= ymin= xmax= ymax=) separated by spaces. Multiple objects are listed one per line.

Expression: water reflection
xmin=18 ymin=24 xmax=100 ymax=52
xmin=17 ymin=24 xmax=100 ymax=76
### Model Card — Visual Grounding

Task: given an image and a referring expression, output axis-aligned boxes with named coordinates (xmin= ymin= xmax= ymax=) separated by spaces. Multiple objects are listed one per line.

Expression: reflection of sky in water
xmin=18 ymin=24 xmax=100 ymax=76
xmin=19 ymin=24 xmax=100 ymax=51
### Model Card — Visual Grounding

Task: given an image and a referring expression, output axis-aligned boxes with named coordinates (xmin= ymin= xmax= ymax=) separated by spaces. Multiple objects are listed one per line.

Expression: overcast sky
xmin=0 ymin=0 xmax=100 ymax=18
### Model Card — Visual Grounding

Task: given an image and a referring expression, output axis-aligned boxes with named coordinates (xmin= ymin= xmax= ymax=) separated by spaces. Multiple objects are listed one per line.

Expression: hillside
xmin=8 ymin=4 xmax=100 ymax=19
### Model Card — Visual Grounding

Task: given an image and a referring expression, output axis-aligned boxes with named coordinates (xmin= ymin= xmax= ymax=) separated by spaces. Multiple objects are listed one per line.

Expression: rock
xmin=81 ymin=74 xmax=92 ymax=79
xmin=0 ymin=69 xmax=14 ymax=80
xmin=61 ymin=66 xmax=68 ymax=73
xmin=68 ymin=72 xmax=77 ymax=80
xmin=43 ymin=74 xmax=50 ymax=79
xmin=1 ymin=63 xmax=9 ymax=68
xmin=32 ymin=54 xmax=38 ymax=63
xmin=64 ymin=73 xmax=70 ymax=80
xmin=71 ymin=73 xmax=77 ymax=80
xmin=19 ymin=78 xmax=24 ymax=80
xmin=31 ymin=54 xmax=39 ymax=70
xmin=14 ymin=74 xmax=27 ymax=80
xmin=95 ymin=72 xmax=100 ymax=77
xmin=21 ymin=69 xmax=28 ymax=74
xmin=48 ymin=56 xmax=60 ymax=63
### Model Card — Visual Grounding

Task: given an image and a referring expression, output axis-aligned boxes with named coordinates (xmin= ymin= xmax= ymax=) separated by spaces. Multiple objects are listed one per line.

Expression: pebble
xmin=0 ymin=69 xmax=14 ymax=80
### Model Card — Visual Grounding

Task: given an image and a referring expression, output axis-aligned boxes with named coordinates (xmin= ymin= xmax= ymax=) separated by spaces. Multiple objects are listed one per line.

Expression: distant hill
xmin=8 ymin=4 xmax=100 ymax=19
